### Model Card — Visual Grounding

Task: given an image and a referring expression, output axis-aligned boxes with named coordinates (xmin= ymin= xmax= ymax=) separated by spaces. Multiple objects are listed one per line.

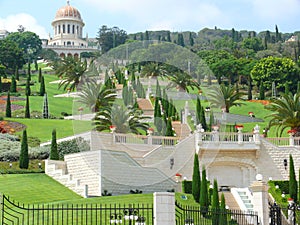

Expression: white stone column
xmin=195 ymin=124 xmax=203 ymax=154
xmin=289 ymin=134 xmax=294 ymax=146
xmin=183 ymin=101 xmax=189 ymax=124
xmin=250 ymin=174 xmax=269 ymax=225
xmin=154 ymin=192 xmax=175 ymax=225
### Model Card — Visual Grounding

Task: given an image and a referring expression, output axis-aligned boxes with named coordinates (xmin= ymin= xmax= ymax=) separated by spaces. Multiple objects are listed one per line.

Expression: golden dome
xmin=55 ymin=1 xmax=82 ymax=21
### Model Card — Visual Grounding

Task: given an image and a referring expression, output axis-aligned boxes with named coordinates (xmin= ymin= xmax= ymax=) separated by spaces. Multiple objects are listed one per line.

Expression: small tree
xmin=19 ymin=129 xmax=29 ymax=169
xmin=38 ymin=68 xmax=42 ymax=83
xmin=50 ymin=129 xmax=59 ymax=160
xmin=10 ymin=75 xmax=17 ymax=93
xmin=5 ymin=92 xmax=11 ymax=118
xmin=39 ymin=75 xmax=46 ymax=96
xmin=211 ymin=179 xmax=220 ymax=225
xmin=26 ymin=77 xmax=31 ymax=96
xmin=25 ymin=94 xmax=30 ymax=118
xmin=289 ymin=154 xmax=298 ymax=202
xmin=192 ymin=153 xmax=201 ymax=203
xmin=200 ymin=166 xmax=209 ymax=215
xmin=219 ymin=193 xmax=227 ymax=225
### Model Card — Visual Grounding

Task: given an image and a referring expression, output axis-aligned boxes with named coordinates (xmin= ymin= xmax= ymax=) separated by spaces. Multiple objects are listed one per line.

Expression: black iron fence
xmin=269 ymin=202 xmax=300 ymax=225
xmin=1 ymin=195 xmax=153 ymax=225
xmin=176 ymin=201 xmax=258 ymax=225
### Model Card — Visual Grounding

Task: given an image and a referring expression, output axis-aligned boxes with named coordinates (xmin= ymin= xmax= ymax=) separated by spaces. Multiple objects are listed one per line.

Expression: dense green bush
xmin=182 ymin=180 xmax=192 ymax=194
xmin=273 ymin=180 xmax=289 ymax=194
xmin=56 ymin=137 xmax=90 ymax=160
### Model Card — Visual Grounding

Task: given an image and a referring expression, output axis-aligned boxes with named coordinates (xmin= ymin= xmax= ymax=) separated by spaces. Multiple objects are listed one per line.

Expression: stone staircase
xmin=221 ymin=191 xmax=240 ymax=210
xmin=261 ymin=139 xmax=300 ymax=180
xmin=231 ymin=188 xmax=253 ymax=212
xmin=45 ymin=160 xmax=87 ymax=197
xmin=172 ymin=121 xmax=191 ymax=139
xmin=137 ymin=98 xmax=154 ymax=116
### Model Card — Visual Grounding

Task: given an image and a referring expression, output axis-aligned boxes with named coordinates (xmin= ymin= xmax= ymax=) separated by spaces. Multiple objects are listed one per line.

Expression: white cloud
xmin=0 ymin=13 xmax=48 ymax=38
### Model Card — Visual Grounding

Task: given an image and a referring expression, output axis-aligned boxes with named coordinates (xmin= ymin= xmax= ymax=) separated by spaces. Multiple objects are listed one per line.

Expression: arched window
xmin=67 ymin=24 xmax=70 ymax=34
xmin=72 ymin=25 xmax=75 ymax=34
xmin=58 ymin=25 xmax=61 ymax=34
xmin=63 ymin=24 xmax=65 ymax=33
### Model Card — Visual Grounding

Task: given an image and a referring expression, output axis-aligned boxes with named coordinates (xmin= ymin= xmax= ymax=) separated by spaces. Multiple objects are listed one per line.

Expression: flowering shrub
xmin=235 ymin=124 xmax=244 ymax=129
xmin=287 ymin=129 xmax=297 ymax=134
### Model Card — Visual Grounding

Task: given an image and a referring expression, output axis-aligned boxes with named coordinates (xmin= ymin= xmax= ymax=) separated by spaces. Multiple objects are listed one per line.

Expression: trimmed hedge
xmin=182 ymin=180 xmax=192 ymax=194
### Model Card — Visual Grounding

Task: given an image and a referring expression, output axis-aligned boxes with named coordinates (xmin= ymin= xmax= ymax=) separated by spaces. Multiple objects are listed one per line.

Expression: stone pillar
xmin=253 ymin=124 xmax=260 ymax=144
xmin=250 ymin=174 xmax=269 ymax=225
xmin=154 ymin=192 xmax=175 ymax=225
xmin=195 ymin=124 xmax=203 ymax=154
xmin=238 ymin=129 xmax=243 ymax=144
xmin=146 ymin=77 xmax=151 ymax=99
xmin=289 ymin=134 xmax=294 ymax=146
xmin=183 ymin=101 xmax=189 ymax=124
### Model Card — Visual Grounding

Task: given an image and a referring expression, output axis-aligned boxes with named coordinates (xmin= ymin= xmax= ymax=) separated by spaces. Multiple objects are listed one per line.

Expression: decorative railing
xmin=113 ymin=133 xmax=179 ymax=146
xmin=266 ymin=137 xmax=300 ymax=147
xmin=200 ymin=132 xmax=254 ymax=142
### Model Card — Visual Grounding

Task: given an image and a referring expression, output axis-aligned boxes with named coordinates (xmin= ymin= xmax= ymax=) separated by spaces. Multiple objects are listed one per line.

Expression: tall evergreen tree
xmin=248 ymin=78 xmax=252 ymax=100
xmin=39 ymin=75 xmax=46 ymax=96
xmin=200 ymin=106 xmax=208 ymax=131
xmin=259 ymin=83 xmax=265 ymax=100
xmin=177 ymin=33 xmax=185 ymax=47
xmin=192 ymin=153 xmax=201 ymax=203
xmin=209 ymin=111 xmax=215 ymax=132
xmin=219 ymin=193 xmax=227 ymax=225
xmin=196 ymin=97 xmax=201 ymax=124
xmin=19 ymin=129 xmax=29 ymax=169
xmin=50 ymin=129 xmax=59 ymax=160
xmin=289 ymin=154 xmax=298 ymax=202
xmin=43 ymin=93 xmax=49 ymax=119
xmin=200 ymin=166 xmax=209 ymax=214
xmin=10 ymin=75 xmax=17 ymax=93
xmin=25 ymin=94 xmax=30 ymax=118
xmin=154 ymin=98 xmax=163 ymax=133
xmin=165 ymin=118 xmax=174 ymax=137
xmin=15 ymin=66 xmax=19 ymax=81
xmin=166 ymin=31 xmax=171 ymax=42
xmin=5 ymin=92 xmax=11 ymax=118
xmin=26 ymin=77 xmax=31 ymax=96
xmin=189 ymin=32 xmax=194 ymax=46
xmin=211 ymin=179 xmax=220 ymax=225
xmin=27 ymin=62 xmax=31 ymax=81
xmin=0 ymin=76 xmax=2 ymax=92
xmin=145 ymin=30 xmax=150 ymax=40
xmin=38 ymin=67 xmax=42 ymax=83
xmin=155 ymin=79 xmax=161 ymax=100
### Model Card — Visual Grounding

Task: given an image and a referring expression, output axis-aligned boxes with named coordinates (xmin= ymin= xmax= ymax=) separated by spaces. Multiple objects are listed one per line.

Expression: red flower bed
xmin=0 ymin=121 xmax=26 ymax=134
xmin=248 ymin=100 xmax=270 ymax=105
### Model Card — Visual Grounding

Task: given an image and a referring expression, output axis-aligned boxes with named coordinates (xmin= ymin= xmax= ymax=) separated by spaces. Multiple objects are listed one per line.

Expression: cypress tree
xmin=200 ymin=106 xmax=208 ymax=131
xmin=27 ymin=62 xmax=31 ymax=81
xmin=39 ymin=76 xmax=46 ymax=96
xmin=289 ymin=154 xmax=298 ymax=202
xmin=38 ymin=68 xmax=42 ymax=83
xmin=192 ymin=153 xmax=201 ymax=203
xmin=165 ymin=118 xmax=174 ymax=137
xmin=219 ymin=193 xmax=227 ymax=225
xmin=209 ymin=111 xmax=215 ymax=132
xmin=196 ymin=97 xmax=201 ymax=125
xmin=50 ymin=129 xmax=59 ymax=160
xmin=5 ymin=92 xmax=11 ymax=118
xmin=43 ymin=93 xmax=49 ymax=119
xmin=248 ymin=78 xmax=252 ymax=100
xmin=166 ymin=31 xmax=171 ymax=42
xmin=26 ymin=77 xmax=31 ymax=96
xmin=154 ymin=98 xmax=163 ymax=133
xmin=15 ymin=66 xmax=19 ymax=81
xmin=155 ymin=80 xmax=161 ymax=100
xmin=200 ymin=166 xmax=209 ymax=214
xmin=189 ymin=32 xmax=194 ymax=46
xmin=211 ymin=179 xmax=220 ymax=225
xmin=10 ymin=75 xmax=17 ymax=93
xmin=0 ymin=76 xmax=2 ymax=92
xmin=25 ymin=94 xmax=30 ymax=118
xmin=19 ymin=129 xmax=29 ymax=169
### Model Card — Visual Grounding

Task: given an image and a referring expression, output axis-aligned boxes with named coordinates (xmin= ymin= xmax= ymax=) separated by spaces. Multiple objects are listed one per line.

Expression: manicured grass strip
xmin=0 ymin=174 xmax=82 ymax=204
xmin=7 ymin=118 xmax=93 ymax=143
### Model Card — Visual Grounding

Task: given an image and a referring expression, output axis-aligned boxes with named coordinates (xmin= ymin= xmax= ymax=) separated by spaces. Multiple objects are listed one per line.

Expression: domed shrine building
xmin=44 ymin=1 xmax=98 ymax=57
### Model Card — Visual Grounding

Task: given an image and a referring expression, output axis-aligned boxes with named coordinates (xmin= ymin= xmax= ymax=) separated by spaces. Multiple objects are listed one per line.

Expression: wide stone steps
xmin=172 ymin=121 xmax=191 ymax=140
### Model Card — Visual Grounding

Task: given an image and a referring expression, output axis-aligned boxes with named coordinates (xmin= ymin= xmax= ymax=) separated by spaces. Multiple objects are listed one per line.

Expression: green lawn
xmin=8 ymin=118 xmax=92 ymax=143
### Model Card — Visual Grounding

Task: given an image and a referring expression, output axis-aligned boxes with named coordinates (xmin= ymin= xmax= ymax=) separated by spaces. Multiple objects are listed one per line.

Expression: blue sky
xmin=0 ymin=0 xmax=300 ymax=39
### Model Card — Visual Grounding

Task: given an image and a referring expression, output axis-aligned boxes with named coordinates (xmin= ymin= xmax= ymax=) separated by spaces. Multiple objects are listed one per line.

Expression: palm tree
xmin=166 ymin=71 xmax=200 ymax=93
xmin=265 ymin=92 xmax=300 ymax=137
xmin=93 ymin=104 xmax=150 ymax=134
xmin=77 ymin=78 xmax=116 ymax=112
xmin=141 ymin=62 xmax=167 ymax=78
xmin=207 ymin=84 xmax=244 ymax=113
xmin=54 ymin=56 xmax=87 ymax=91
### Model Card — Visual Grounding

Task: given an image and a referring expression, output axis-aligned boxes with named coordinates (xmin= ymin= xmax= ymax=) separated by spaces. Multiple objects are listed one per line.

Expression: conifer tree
xmin=200 ymin=106 xmax=208 ymax=131
xmin=26 ymin=77 xmax=31 ymax=96
xmin=219 ymin=193 xmax=227 ymax=225
xmin=0 ymin=76 xmax=2 ymax=93
xmin=211 ymin=179 xmax=220 ymax=225
xmin=289 ymin=154 xmax=298 ymax=202
xmin=209 ymin=111 xmax=215 ymax=132
xmin=5 ymin=92 xmax=11 ymax=118
xmin=15 ymin=66 xmax=19 ymax=81
xmin=259 ymin=83 xmax=265 ymax=100
xmin=25 ymin=94 xmax=30 ymax=118
xmin=166 ymin=31 xmax=171 ymax=42
xmin=155 ymin=80 xmax=161 ymax=100
xmin=200 ymin=167 xmax=209 ymax=213
xmin=10 ymin=75 xmax=17 ymax=93
xmin=27 ymin=62 xmax=31 ymax=81
xmin=165 ymin=118 xmax=174 ymax=137
xmin=189 ymin=32 xmax=194 ymax=46
xmin=39 ymin=75 xmax=46 ymax=96
xmin=50 ymin=129 xmax=59 ymax=160
xmin=196 ymin=97 xmax=201 ymax=124
xmin=38 ymin=68 xmax=42 ymax=83
xmin=154 ymin=98 xmax=163 ymax=133
xmin=248 ymin=78 xmax=252 ymax=100
xmin=192 ymin=153 xmax=201 ymax=203
xmin=19 ymin=129 xmax=29 ymax=169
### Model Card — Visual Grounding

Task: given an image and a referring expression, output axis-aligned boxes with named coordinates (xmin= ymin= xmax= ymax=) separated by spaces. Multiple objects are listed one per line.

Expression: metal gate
xmin=269 ymin=202 xmax=300 ymax=225
xmin=176 ymin=201 xmax=258 ymax=225
xmin=1 ymin=195 xmax=153 ymax=225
